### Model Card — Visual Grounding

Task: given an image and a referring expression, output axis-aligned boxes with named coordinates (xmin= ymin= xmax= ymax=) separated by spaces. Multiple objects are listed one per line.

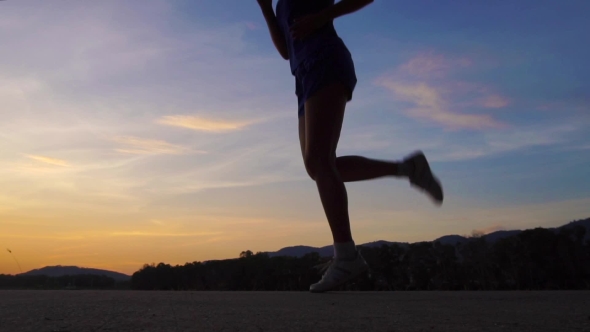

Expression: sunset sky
xmin=1 ymin=0 xmax=589 ymax=275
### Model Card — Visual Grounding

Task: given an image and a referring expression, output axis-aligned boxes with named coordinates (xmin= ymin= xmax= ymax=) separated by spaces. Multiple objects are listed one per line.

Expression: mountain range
xmin=15 ymin=218 xmax=589 ymax=277
xmin=265 ymin=217 xmax=590 ymax=258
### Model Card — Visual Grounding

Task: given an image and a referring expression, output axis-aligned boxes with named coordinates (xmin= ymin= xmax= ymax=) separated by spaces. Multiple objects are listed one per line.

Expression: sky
xmin=1 ymin=0 xmax=589 ymax=275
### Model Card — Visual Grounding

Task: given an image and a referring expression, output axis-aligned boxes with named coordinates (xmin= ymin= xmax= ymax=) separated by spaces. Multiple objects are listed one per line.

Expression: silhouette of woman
xmin=257 ymin=0 xmax=443 ymax=292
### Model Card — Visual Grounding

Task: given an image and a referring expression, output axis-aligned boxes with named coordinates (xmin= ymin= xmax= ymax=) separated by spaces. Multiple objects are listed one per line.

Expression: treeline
xmin=0 ymin=274 xmax=129 ymax=290
xmin=131 ymin=225 xmax=590 ymax=291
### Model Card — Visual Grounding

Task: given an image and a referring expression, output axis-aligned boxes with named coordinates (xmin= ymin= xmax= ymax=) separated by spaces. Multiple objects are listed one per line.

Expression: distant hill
xmin=557 ymin=218 xmax=590 ymax=239
xmin=267 ymin=217 xmax=590 ymax=258
xmin=20 ymin=266 xmax=130 ymax=281
xmin=265 ymin=241 xmax=416 ymax=258
xmin=434 ymin=235 xmax=469 ymax=246
xmin=19 ymin=219 xmax=589 ymax=275
xmin=266 ymin=240 xmax=409 ymax=258
xmin=433 ymin=230 xmax=524 ymax=246
xmin=268 ymin=245 xmax=332 ymax=258
xmin=483 ymin=230 xmax=523 ymax=243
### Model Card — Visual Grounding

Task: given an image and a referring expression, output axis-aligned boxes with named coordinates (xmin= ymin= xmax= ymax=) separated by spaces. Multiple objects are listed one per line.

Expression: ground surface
xmin=0 ymin=291 xmax=589 ymax=332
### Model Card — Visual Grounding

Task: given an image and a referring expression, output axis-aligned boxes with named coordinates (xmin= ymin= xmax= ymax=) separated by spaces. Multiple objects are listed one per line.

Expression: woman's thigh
xmin=303 ymin=82 xmax=349 ymax=162
xmin=296 ymin=45 xmax=356 ymax=163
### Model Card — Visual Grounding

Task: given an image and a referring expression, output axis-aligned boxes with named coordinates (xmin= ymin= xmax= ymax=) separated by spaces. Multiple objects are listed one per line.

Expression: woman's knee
xmin=303 ymin=151 xmax=336 ymax=180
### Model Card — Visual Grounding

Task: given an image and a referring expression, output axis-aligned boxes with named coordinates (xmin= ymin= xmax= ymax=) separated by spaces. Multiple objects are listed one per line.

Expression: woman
xmin=257 ymin=0 xmax=443 ymax=293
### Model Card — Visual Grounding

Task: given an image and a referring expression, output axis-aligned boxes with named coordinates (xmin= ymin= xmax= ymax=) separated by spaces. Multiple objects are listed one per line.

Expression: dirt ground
xmin=0 ymin=291 xmax=589 ymax=332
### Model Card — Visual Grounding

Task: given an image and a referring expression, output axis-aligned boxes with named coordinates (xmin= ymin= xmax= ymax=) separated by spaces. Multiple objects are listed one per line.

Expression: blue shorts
xmin=294 ymin=43 xmax=357 ymax=118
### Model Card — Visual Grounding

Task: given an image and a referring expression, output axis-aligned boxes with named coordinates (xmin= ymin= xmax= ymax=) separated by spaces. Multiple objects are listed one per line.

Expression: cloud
xmin=382 ymin=82 xmax=441 ymax=108
xmin=112 ymin=136 xmax=198 ymax=155
xmin=397 ymin=52 xmax=472 ymax=79
xmin=477 ymin=95 xmax=510 ymax=109
xmin=244 ymin=22 xmax=259 ymax=30
xmin=0 ymin=77 xmax=44 ymax=97
xmin=157 ymin=115 xmax=252 ymax=133
xmin=110 ymin=231 xmax=221 ymax=237
xmin=25 ymin=154 xmax=69 ymax=167
xmin=377 ymin=79 xmax=504 ymax=130
xmin=411 ymin=107 xmax=501 ymax=130
xmin=428 ymin=122 xmax=579 ymax=161
xmin=150 ymin=219 xmax=166 ymax=226
xmin=375 ymin=52 xmax=509 ymax=130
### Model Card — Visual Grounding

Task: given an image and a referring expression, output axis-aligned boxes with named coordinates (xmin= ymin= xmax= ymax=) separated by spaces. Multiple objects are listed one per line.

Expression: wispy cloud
xmin=244 ymin=22 xmax=259 ymax=30
xmin=0 ymin=77 xmax=44 ymax=97
xmin=157 ymin=115 xmax=251 ymax=133
xmin=112 ymin=136 xmax=198 ymax=155
xmin=377 ymin=80 xmax=503 ymax=130
xmin=110 ymin=231 xmax=221 ymax=237
xmin=428 ymin=122 xmax=579 ymax=161
xmin=25 ymin=154 xmax=69 ymax=167
xmin=397 ymin=52 xmax=472 ymax=79
xmin=375 ymin=52 xmax=509 ymax=130
xmin=477 ymin=95 xmax=510 ymax=109
xmin=149 ymin=219 xmax=166 ymax=226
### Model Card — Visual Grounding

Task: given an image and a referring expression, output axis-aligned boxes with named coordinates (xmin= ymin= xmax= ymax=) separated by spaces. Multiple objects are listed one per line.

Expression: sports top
xmin=276 ymin=0 xmax=344 ymax=73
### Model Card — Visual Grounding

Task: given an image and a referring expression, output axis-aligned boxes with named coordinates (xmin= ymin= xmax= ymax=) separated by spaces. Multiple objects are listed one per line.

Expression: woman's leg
xmin=302 ymin=82 xmax=352 ymax=244
xmin=336 ymin=156 xmax=405 ymax=182
xmin=299 ymin=121 xmax=408 ymax=184
xmin=302 ymin=81 xmax=374 ymax=292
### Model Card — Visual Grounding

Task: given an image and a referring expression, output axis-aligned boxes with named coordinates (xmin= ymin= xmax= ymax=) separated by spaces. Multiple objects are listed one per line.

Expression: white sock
xmin=334 ymin=241 xmax=357 ymax=260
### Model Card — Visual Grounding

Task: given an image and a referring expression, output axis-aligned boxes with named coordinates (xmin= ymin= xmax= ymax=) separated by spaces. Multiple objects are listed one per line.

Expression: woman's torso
xmin=276 ymin=0 xmax=345 ymax=74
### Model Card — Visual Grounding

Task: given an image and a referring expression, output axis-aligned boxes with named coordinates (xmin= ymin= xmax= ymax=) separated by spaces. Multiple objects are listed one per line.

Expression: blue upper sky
xmin=0 ymin=0 xmax=588 ymax=274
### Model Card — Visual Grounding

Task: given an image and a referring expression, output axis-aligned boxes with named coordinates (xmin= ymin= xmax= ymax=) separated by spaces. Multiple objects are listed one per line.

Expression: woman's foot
xmin=309 ymin=251 xmax=369 ymax=293
xmin=403 ymin=151 xmax=444 ymax=205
